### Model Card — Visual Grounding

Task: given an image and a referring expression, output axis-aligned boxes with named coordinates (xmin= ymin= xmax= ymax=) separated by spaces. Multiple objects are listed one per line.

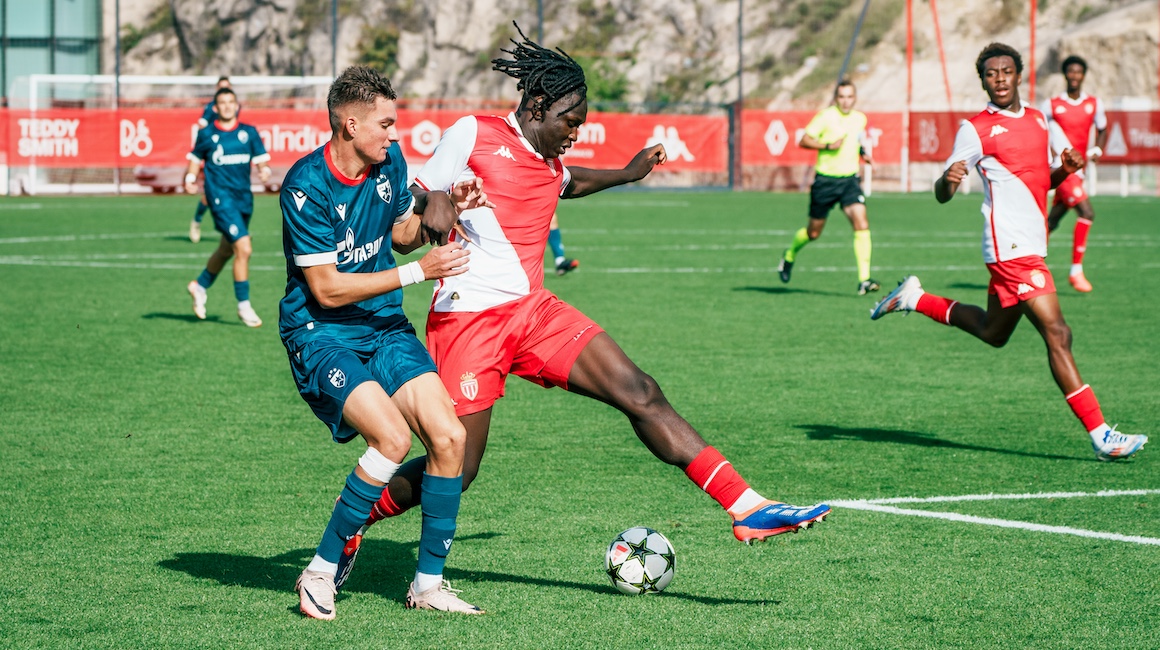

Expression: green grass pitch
xmin=1 ymin=191 xmax=1157 ymax=648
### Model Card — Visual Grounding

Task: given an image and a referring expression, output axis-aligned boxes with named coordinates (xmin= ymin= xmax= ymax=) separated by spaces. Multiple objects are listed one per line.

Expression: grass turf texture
xmin=1 ymin=192 xmax=1157 ymax=649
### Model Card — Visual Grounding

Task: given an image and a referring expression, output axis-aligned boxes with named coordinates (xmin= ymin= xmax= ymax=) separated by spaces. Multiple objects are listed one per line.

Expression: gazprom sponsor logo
xmin=211 ymin=144 xmax=252 ymax=166
xmin=338 ymin=231 xmax=384 ymax=266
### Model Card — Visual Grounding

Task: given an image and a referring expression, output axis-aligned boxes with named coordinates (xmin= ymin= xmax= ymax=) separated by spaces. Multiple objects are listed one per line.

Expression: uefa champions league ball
xmin=605 ymin=527 xmax=675 ymax=595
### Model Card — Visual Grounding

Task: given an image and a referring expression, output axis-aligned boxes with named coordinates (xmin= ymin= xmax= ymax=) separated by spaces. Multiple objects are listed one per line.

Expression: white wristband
xmin=185 ymin=173 xmax=197 ymax=185
xmin=398 ymin=261 xmax=425 ymax=287
xmin=1086 ymin=146 xmax=1102 ymax=159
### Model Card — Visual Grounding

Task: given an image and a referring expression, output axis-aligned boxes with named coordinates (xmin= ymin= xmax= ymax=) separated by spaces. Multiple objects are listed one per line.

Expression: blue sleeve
xmin=249 ymin=126 xmax=268 ymax=157
xmin=201 ymin=102 xmax=217 ymax=124
xmin=281 ymin=180 xmax=337 ymax=266
xmin=190 ymin=128 xmax=212 ymax=161
xmin=391 ymin=145 xmax=414 ymax=220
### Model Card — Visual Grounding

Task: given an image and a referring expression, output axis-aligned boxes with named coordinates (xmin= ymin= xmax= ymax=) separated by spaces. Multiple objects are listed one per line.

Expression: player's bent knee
xmin=617 ymin=372 xmax=668 ymax=417
xmin=424 ymin=422 xmax=467 ymax=462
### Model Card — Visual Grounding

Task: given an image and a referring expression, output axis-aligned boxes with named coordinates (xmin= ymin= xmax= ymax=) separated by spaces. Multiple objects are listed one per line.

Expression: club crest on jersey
xmin=212 ymin=134 xmax=220 ymax=143
xmin=238 ymin=130 xmax=248 ymax=143
xmin=328 ymin=367 xmax=346 ymax=388
xmin=1029 ymin=269 xmax=1046 ymax=289
xmin=1036 ymin=116 xmax=1047 ymax=131
xmin=1085 ymin=104 xmax=1094 ymax=114
xmin=376 ymin=176 xmax=393 ymax=204
xmin=459 ymin=371 xmax=478 ymax=401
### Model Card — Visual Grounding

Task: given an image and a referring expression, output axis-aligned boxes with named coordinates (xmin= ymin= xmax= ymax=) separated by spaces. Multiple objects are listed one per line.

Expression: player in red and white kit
xmin=871 ymin=43 xmax=1146 ymax=461
xmin=1040 ymin=55 xmax=1108 ymax=292
xmin=331 ymin=27 xmax=830 ymax=568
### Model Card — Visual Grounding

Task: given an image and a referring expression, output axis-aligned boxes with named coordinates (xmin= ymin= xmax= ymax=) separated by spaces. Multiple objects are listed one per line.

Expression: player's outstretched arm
xmin=301 ymin=243 xmax=469 ymax=309
xmin=1051 ymin=148 xmax=1086 ymax=189
xmin=935 ymin=160 xmax=969 ymax=204
xmin=563 ymin=144 xmax=667 ymax=199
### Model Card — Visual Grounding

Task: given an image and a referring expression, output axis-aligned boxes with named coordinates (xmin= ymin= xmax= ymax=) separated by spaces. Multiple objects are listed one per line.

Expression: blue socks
xmin=316 ymin=471 xmax=385 ymax=564
xmin=548 ymin=228 xmax=565 ymax=260
xmin=194 ymin=201 xmax=208 ymax=223
xmin=196 ymin=268 xmax=217 ymax=290
xmin=234 ymin=280 xmax=249 ymax=302
xmin=415 ymin=473 xmax=462 ymax=578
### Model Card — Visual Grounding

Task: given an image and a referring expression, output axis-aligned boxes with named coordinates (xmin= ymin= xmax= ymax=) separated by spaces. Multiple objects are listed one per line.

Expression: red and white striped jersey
xmin=1041 ymin=92 xmax=1106 ymax=155
xmin=414 ymin=113 xmax=571 ymax=313
xmin=946 ymin=103 xmax=1053 ymax=264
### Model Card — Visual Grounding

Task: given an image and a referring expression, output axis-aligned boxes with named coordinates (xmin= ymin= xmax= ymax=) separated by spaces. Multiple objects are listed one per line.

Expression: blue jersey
xmin=279 ymin=142 xmax=415 ymax=342
xmin=188 ymin=122 xmax=269 ymax=214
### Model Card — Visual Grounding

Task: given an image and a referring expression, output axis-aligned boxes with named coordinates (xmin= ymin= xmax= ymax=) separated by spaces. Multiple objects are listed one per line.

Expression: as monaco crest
xmin=1029 ymin=269 xmax=1046 ymax=289
xmin=376 ymin=176 xmax=392 ymax=204
xmin=459 ymin=371 xmax=478 ymax=401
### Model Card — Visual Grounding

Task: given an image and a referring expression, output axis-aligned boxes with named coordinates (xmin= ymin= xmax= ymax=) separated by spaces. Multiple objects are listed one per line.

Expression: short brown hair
xmin=975 ymin=43 xmax=1023 ymax=81
xmin=327 ymin=66 xmax=397 ymax=132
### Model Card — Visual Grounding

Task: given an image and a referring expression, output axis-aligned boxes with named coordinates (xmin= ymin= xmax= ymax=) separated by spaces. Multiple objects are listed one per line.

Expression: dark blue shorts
xmin=209 ymin=198 xmax=252 ymax=243
xmin=284 ymin=319 xmax=437 ymax=443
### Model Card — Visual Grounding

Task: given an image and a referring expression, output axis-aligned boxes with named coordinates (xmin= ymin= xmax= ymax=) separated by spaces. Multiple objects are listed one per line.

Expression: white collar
xmin=1057 ymin=92 xmax=1089 ymax=105
xmin=504 ymin=112 xmax=545 ymax=160
xmin=986 ymin=102 xmax=1026 ymax=118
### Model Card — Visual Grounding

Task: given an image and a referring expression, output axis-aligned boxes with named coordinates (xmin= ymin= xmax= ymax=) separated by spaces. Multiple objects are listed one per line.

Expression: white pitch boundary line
xmin=831 ymin=489 xmax=1160 ymax=547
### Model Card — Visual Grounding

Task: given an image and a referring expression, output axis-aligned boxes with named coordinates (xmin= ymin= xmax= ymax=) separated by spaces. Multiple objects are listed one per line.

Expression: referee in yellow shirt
xmin=778 ymin=80 xmax=879 ymax=295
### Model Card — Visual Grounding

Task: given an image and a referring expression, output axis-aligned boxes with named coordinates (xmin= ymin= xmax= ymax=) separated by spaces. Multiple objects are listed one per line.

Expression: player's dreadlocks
xmin=491 ymin=22 xmax=587 ymax=120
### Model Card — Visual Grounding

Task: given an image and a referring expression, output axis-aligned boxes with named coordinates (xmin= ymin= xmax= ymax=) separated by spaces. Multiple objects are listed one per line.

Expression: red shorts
xmin=986 ymin=256 xmax=1056 ymax=308
xmin=425 ymin=289 xmax=604 ymax=416
xmin=1052 ymin=174 xmax=1087 ymax=208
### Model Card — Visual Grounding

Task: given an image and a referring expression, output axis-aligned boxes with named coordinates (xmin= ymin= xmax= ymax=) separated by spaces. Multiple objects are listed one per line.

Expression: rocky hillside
xmin=115 ymin=0 xmax=1159 ymax=109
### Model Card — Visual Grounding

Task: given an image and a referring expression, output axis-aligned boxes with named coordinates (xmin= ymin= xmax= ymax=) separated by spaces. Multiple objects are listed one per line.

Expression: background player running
xmin=871 ymin=43 xmax=1146 ymax=462
xmin=1040 ymin=55 xmax=1108 ymax=293
xmin=281 ymin=66 xmax=492 ymax=619
xmin=189 ymin=76 xmax=233 ymax=244
xmin=333 ymin=27 xmax=829 ymax=578
xmin=777 ymin=80 xmax=878 ymax=295
xmin=184 ymin=85 xmax=271 ymax=328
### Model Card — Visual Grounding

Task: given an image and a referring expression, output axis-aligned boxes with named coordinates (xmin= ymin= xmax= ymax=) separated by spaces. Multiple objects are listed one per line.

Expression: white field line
xmin=831 ymin=489 xmax=1160 ymax=547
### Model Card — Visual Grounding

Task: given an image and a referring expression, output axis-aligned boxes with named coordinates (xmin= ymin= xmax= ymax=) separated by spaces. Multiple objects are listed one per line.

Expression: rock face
xmin=114 ymin=0 xmax=1159 ymax=108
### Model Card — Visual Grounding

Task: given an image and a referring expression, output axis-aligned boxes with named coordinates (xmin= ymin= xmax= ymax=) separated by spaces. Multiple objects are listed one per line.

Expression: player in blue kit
xmin=184 ymin=86 xmax=272 ymax=327
xmin=282 ymin=66 xmax=493 ymax=620
xmin=189 ymin=76 xmax=233 ymax=243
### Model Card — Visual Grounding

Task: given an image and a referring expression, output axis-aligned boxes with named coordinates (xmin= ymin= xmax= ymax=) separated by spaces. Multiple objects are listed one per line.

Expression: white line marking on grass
xmin=0 ymin=203 xmax=42 ymax=210
xmin=832 ymin=489 xmax=1160 ymax=547
xmin=858 ymin=488 xmax=1160 ymax=505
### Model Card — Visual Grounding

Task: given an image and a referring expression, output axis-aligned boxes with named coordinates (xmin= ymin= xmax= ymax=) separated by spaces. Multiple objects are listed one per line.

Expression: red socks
xmin=368 ymin=488 xmax=406 ymax=524
xmin=1073 ymin=218 xmax=1092 ymax=265
xmin=916 ymin=293 xmax=957 ymax=325
xmin=684 ymin=446 xmax=750 ymax=511
xmin=1065 ymin=384 xmax=1105 ymax=433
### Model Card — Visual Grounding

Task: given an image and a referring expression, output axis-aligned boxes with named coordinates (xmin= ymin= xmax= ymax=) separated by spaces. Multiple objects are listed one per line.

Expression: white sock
xmin=1089 ymin=423 xmax=1111 ymax=444
xmin=726 ymin=489 xmax=766 ymax=516
xmin=413 ymin=571 xmax=442 ymax=594
xmin=306 ymin=554 xmax=338 ymax=576
xmin=905 ymin=289 xmax=925 ymax=311
xmin=554 ymin=255 xmax=565 ymax=266
xmin=1070 ymin=263 xmax=1084 ymax=277
xmin=238 ymin=299 xmax=252 ymax=310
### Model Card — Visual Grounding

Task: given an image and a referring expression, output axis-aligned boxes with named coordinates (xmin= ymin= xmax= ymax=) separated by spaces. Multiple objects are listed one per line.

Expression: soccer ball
xmin=605 ymin=527 xmax=676 ymax=595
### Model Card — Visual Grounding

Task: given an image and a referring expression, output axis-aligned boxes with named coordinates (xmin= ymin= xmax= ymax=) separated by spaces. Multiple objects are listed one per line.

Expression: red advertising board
xmin=741 ymin=111 xmax=904 ymax=165
xmin=4 ymin=107 xmax=729 ymax=173
xmin=1100 ymin=111 xmax=1160 ymax=164
xmin=6 ymin=106 xmax=1159 ymax=174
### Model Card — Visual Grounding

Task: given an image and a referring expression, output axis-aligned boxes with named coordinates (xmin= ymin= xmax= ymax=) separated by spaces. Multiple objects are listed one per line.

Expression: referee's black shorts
xmin=808 ymin=173 xmax=865 ymax=219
